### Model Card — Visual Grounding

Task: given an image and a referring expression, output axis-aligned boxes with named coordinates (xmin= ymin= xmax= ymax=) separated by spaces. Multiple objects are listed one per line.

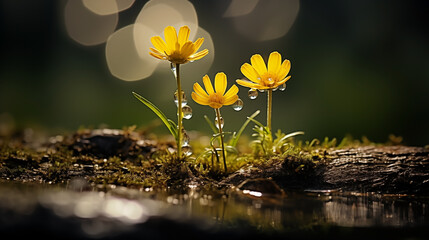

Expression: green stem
xmin=175 ymin=64 xmax=183 ymax=159
xmin=267 ymin=88 xmax=273 ymax=133
xmin=215 ymin=108 xmax=227 ymax=172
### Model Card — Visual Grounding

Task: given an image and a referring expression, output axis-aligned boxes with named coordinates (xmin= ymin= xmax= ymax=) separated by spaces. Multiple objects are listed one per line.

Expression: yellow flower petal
xmin=240 ymin=63 xmax=260 ymax=83
xmin=215 ymin=72 xmax=227 ymax=95
xmin=224 ymin=94 xmax=238 ymax=106
xmin=277 ymin=59 xmax=291 ymax=80
xmin=193 ymin=38 xmax=204 ymax=52
xmin=250 ymin=54 xmax=267 ymax=76
xmin=178 ymin=26 xmax=190 ymax=46
xmin=180 ymin=41 xmax=195 ymax=58
xmin=164 ymin=26 xmax=178 ymax=51
xmin=276 ymin=76 xmax=291 ymax=86
xmin=189 ymin=49 xmax=209 ymax=61
xmin=149 ymin=52 xmax=166 ymax=60
xmin=236 ymin=79 xmax=263 ymax=89
xmin=193 ymin=82 xmax=209 ymax=98
xmin=150 ymin=36 xmax=168 ymax=54
xmin=268 ymin=51 xmax=281 ymax=74
xmin=203 ymin=75 xmax=214 ymax=94
xmin=192 ymin=92 xmax=209 ymax=106
xmin=223 ymin=84 xmax=238 ymax=99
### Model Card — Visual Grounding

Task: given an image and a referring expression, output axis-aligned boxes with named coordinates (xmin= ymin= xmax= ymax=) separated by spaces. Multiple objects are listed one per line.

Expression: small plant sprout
xmin=133 ymin=25 xmax=208 ymax=160
xmin=192 ymin=72 xmax=239 ymax=172
xmin=236 ymin=51 xmax=291 ymax=133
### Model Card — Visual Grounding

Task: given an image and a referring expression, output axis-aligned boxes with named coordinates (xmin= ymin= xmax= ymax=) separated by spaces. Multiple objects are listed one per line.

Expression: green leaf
xmin=229 ymin=110 xmax=260 ymax=147
xmin=132 ymin=92 xmax=178 ymax=139
xmin=277 ymin=131 xmax=305 ymax=144
xmin=204 ymin=115 xmax=218 ymax=134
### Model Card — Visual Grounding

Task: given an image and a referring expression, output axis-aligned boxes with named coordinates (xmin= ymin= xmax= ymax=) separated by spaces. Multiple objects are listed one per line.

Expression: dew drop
xmin=182 ymin=105 xmax=193 ymax=119
xmin=232 ymin=98 xmax=243 ymax=111
xmin=273 ymin=86 xmax=279 ymax=91
xmin=258 ymin=89 xmax=265 ymax=93
xmin=181 ymin=143 xmax=192 ymax=157
xmin=174 ymin=90 xmax=187 ymax=107
xmin=215 ymin=116 xmax=224 ymax=129
xmin=170 ymin=62 xmax=177 ymax=78
xmin=182 ymin=129 xmax=190 ymax=145
xmin=248 ymin=89 xmax=258 ymax=99
xmin=279 ymin=83 xmax=287 ymax=91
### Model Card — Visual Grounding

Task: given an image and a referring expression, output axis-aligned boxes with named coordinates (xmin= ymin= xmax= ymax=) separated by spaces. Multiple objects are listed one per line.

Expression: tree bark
xmin=223 ymin=146 xmax=429 ymax=195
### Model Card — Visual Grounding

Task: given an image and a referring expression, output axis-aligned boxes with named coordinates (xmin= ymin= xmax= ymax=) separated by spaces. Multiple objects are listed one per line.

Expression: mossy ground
xmin=0 ymin=126 xmax=405 ymax=190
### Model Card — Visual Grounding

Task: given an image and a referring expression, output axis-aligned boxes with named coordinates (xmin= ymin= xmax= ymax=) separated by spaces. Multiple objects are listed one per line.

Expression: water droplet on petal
xmin=232 ymin=98 xmax=243 ymax=111
xmin=279 ymin=83 xmax=287 ymax=91
xmin=258 ymin=89 xmax=265 ymax=93
xmin=215 ymin=116 xmax=224 ymax=129
xmin=174 ymin=90 xmax=187 ymax=107
xmin=248 ymin=89 xmax=258 ymax=99
xmin=182 ymin=105 xmax=193 ymax=119
xmin=181 ymin=143 xmax=192 ymax=157
xmin=273 ymin=86 xmax=279 ymax=91
xmin=170 ymin=62 xmax=177 ymax=78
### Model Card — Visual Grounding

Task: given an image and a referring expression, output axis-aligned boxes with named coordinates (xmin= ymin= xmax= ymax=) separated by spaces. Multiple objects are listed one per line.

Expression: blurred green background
xmin=1 ymin=0 xmax=428 ymax=146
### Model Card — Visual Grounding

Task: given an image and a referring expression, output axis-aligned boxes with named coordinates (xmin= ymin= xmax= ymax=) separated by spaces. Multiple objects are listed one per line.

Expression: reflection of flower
xmin=192 ymin=72 xmax=238 ymax=109
xmin=149 ymin=26 xmax=209 ymax=64
xmin=236 ymin=51 xmax=291 ymax=90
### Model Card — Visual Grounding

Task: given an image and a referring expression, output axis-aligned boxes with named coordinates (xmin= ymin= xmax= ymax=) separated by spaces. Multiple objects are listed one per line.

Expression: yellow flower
xmin=236 ymin=51 xmax=291 ymax=90
xmin=192 ymin=72 xmax=239 ymax=109
xmin=149 ymin=26 xmax=209 ymax=64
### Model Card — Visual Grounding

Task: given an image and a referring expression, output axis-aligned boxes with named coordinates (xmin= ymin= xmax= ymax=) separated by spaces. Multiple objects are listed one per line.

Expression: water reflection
xmin=0 ymin=182 xmax=428 ymax=238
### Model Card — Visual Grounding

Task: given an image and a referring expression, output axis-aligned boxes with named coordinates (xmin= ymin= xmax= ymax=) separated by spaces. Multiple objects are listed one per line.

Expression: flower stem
xmin=215 ymin=108 xmax=227 ymax=173
xmin=267 ymin=88 xmax=273 ymax=133
xmin=175 ymin=64 xmax=183 ymax=159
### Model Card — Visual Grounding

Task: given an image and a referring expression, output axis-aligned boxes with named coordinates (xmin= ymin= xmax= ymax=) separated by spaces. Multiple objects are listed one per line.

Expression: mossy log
xmin=224 ymin=146 xmax=429 ymax=194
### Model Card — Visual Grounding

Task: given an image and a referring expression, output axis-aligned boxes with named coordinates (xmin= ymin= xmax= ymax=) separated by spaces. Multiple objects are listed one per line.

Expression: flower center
xmin=208 ymin=93 xmax=224 ymax=109
xmin=260 ymin=73 xmax=277 ymax=88
xmin=168 ymin=51 xmax=189 ymax=64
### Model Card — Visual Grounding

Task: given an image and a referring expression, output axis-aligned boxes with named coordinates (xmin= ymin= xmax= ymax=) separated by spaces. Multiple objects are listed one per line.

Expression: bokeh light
xmin=223 ymin=0 xmax=259 ymax=18
xmin=231 ymin=0 xmax=300 ymax=41
xmin=106 ymin=24 xmax=158 ymax=81
xmin=82 ymin=0 xmax=135 ymax=15
xmin=64 ymin=0 xmax=118 ymax=46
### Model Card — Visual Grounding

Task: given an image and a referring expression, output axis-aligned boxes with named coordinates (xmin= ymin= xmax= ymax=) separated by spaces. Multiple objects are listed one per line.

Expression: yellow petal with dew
xmin=224 ymin=94 xmax=239 ymax=106
xmin=215 ymin=72 xmax=227 ymax=95
xmin=178 ymin=26 xmax=190 ymax=46
xmin=203 ymin=75 xmax=215 ymax=94
xmin=223 ymin=84 xmax=238 ymax=99
xmin=236 ymin=79 xmax=263 ymax=89
xmin=193 ymin=82 xmax=209 ymax=98
xmin=268 ymin=51 xmax=281 ymax=74
xmin=250 ymin=54 xmax=267 ymax=76
xmin=150 ymin=36 xmax=168 ymax=54
xmin=240 ymin=63 xmax=260 ymax=83
xmin=164 ymin=26 xmax=178 ymax=51
xmin=192 ymin=92 xmax=209 ymax=106
xmin=189 ymin=49 xmax=209 ymax=61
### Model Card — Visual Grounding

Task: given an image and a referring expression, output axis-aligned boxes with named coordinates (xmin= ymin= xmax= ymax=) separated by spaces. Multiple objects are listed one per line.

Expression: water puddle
xmin=1 ymin=181 xmax=428 ymax=239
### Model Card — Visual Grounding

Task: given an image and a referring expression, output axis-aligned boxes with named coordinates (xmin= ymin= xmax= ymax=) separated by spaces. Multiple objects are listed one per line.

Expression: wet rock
xmin=70 ymin=129 xmax=157 ymax=160
xmin=236 ymin=178 xmax=286 ymax=198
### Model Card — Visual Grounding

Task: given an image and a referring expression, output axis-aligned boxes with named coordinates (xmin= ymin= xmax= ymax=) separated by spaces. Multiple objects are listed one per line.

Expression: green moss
xmin=0 ymin=128 xmax=403 ymax=189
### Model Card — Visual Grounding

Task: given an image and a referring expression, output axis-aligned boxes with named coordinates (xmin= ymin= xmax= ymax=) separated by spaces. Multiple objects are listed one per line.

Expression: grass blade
xmin=132 ymin=92 xmax=177 ymax=139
